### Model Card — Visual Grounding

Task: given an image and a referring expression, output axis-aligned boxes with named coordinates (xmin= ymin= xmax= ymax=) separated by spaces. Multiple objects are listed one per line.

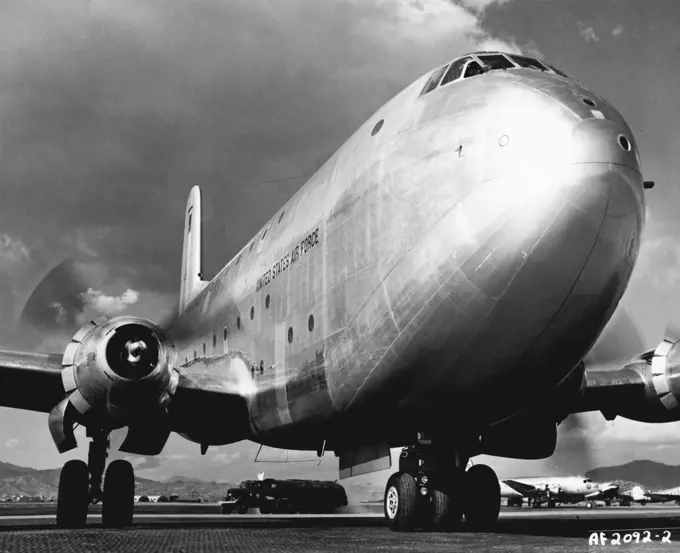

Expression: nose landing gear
xmin=383 ymin=434 xmax=501 ymax=532
xmin=56 ymin=429 xmax=136 ymax=528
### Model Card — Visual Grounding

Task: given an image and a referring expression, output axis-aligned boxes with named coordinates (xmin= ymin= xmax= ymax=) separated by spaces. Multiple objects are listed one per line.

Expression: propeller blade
xmin=18 ymin=259 xmax=91 ymax=335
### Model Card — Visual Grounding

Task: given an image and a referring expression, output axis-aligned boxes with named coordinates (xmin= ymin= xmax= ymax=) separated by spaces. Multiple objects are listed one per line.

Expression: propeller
xmin=10 ymin=259 xmax=92 ymax=351
xmin=558 ymin=304 xmax=648 ymax=474
xmin=16 ymin=257 xmax=215 ymax=349
xmin=12 ymin=258 xmax=194 ymax=456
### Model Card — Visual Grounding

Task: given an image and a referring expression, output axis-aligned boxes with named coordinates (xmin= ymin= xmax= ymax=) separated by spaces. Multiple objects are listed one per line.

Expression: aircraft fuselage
xmin=173 ymin=55 xmax=644 ymax=454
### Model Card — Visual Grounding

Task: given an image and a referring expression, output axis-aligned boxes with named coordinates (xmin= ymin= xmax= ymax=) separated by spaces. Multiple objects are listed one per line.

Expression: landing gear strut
xmin=383 ymin=433 xmax=500 ymax=532
xmin=56 ymin=429 xmax=136 ymax=529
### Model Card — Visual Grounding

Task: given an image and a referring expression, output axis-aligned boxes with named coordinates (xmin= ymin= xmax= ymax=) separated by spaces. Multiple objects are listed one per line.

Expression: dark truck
xmin=221 ymin=478 xmax=348 ymax=514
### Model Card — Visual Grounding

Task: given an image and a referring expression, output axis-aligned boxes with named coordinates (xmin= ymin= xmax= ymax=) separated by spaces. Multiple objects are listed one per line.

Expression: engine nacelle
xmin=647 ymin=339 xmax=680 ymax=410
xmin=606 ymin=338 xmax=680 ymax=423
xmin=48 ymin=316 xmax=179 ymax=453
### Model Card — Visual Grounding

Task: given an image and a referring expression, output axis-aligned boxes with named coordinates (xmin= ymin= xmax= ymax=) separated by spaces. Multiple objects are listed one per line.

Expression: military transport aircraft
xmin=0 ymin=49 xmax=674 ymax=532
xmin=502 ymin=476 xmax=619 ymax=508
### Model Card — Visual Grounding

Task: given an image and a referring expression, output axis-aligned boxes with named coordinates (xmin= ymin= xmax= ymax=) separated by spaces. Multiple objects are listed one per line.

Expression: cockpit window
xmin=548 ymin=64 xmax=570 ymax=78
xmin=464 ymin=61 xmax=485 ymax=79
xmin=419 ymin=65 xmax=449 ymax=96
xmin=440 ymin=57 xmax=470 ymax=86
xmin=478 ymin=54 xmax=515 ymax=71
xmin=510 ymin=55 xmax=547 ymax=71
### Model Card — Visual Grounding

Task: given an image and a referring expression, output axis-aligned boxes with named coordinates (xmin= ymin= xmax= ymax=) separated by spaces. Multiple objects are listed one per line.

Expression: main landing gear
xmin=384 ymin=434 xmax=501 ymax=532
xmin=56 ymin=429 xmax=135 ymax=528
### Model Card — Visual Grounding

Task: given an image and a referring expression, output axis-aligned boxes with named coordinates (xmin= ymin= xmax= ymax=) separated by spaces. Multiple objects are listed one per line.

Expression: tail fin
xmin=179 ymin=186 xmax=208 ymax=313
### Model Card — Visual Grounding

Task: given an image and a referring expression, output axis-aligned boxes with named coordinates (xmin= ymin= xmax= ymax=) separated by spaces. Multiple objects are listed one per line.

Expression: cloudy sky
xmin=0 ymin=0 xmax=680 ymax=487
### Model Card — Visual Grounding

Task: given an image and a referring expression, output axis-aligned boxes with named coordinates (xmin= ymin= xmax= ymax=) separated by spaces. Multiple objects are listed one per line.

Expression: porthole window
xmin=581 ymin=97 xmax=596 ymax=107
xmin=223 ymin=326 xmax=229 ymax=352
xmin=213 ymin=334 xmax=217 ymax=348
xmin=185 ymin=357 xmax=188 ymax=365
xmin=618 ymin=134 xmax=631 ymax=152
xmin=203 ymin=343 xmax=206 ymax=355
xmin=260 ymin=360 xmax=264 ymax=374
xmin=237 ymin=317 xmax=241 ymax=330
xmin=371 ymin=119 xmax=384 ymax=136
xmin=262 ymin=228 xmax=268 ymax=240
xmin=236 ymin=255 xmax=241 ymax=266
xmin=308 ymin=314 xmax=315 ymax=332
xmin=249 ymin=242 xmax=254 ymax=252
xmin=288 ymin=327 xmax=294 ymax=344
xmin=193 ymin=351 xmax=196 ymax=360
xmin=278 ymin=211 xmax=285 ymax=224
xmin=250 ymin=306 xmax=255 ymax=320
xmin=224 ymin=327 xmax=228 ymax=341
xmin=265 ymin=294 xmax=270 ymax=309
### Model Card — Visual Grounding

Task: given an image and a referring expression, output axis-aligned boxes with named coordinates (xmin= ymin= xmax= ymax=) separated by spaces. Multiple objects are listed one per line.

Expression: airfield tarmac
xmin=1 ymin=504 xmax=680 ymax=552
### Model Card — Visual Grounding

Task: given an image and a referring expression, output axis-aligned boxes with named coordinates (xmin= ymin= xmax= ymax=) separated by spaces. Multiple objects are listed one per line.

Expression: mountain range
xmin=585 ymin=460 xmax=680 ymax=490
xmin=0 ymin=461 xmax=237 ymax=501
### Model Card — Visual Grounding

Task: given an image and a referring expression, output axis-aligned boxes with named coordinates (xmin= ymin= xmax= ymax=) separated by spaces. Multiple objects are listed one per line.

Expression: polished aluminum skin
xmin=174 ymin=53 xmax=644 ymax=453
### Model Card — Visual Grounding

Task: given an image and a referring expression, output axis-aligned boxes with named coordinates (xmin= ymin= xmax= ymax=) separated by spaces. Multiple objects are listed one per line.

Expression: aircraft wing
xmin=573 ymin=338 xmax=680 ymax=424
xmin=502 ymin=480 xmax=541 ymax=497
xmin=573 ymin=366 xmax=647 ymax=420
xmin=0 ymin=350 xmax=65 ymax=413
xmin=646 ymin=492 xmax=677 ymax=503
xmin=0 ymin=348 xmax=251 ymax=452
xmin=585 ymin=485 xmax=619 ymax=500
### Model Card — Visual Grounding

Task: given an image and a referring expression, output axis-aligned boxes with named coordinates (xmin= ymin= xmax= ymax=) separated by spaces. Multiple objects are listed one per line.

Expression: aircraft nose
xmin=569 ymin=117 xmax=640 ymax=172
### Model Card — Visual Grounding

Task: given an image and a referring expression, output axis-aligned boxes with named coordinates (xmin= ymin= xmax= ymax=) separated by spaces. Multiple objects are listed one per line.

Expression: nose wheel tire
xmin=56 ymin=460 xmax=90 ymax=529
xmin=102 ymin=459 xmax=135 ymax=528
xmin=384 ymin=473 xmax=418 ymax=531
xmin=463 ymin=464 xmax=501 ymax=527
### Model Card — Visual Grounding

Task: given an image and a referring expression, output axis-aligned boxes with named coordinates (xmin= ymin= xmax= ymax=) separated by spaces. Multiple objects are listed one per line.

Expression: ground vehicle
xmin=221 ymin=483 xmax=254 ymax=514
xmin=221 ymin=478 xmax=347 ymax=514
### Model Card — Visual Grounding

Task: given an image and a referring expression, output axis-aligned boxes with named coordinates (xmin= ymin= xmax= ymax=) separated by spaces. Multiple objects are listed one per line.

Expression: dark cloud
xmin=0 ymin=0 xmax=520 ymax=317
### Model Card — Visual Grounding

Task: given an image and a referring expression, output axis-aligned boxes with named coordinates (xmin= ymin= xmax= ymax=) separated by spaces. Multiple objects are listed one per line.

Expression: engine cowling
xmin=648 ymin=338 xmax=680 ymax=410
xmin=48 ymin=316 xmax=179 ymax=454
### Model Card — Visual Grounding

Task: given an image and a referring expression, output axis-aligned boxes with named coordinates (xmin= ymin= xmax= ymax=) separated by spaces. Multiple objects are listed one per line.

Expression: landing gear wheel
xmin=384 ymin=472 xmax=418 ymax=531
xmin=463 ymin=464 xmax=500 ymax=527
xmin=57 ymin=460 xmax=90 ymax=528
xmin=586 ymin=501 xmax=594 ymax=509
xmin=427 ymin=488 xmax=464 ymax=531
xmin=102 ymin=460 xmax=135 ymax=528
xmin=424 ymin=472 xmax=464 ymax=532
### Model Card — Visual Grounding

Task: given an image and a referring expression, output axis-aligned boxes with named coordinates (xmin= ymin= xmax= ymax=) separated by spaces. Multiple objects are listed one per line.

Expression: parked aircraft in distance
xmin=500 ymin=480 xmax=525 ymax=507
xmin=502 ymin=477 xmax=619 ymax=508
xmin=618 ymin=485 xmax=680 ymax=506
xmin=0 ymin=49 xmax=672 ymax=532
